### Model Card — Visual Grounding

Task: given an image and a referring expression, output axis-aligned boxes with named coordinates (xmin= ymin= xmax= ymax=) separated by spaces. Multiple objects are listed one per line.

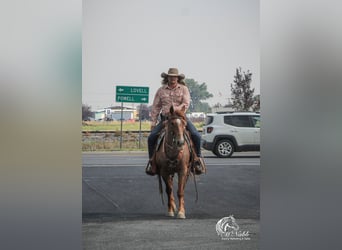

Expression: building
xmin=94 ymin=109 xmax=105 ymax=121
xmin=104 ymin=106 xmax=137 ymax=121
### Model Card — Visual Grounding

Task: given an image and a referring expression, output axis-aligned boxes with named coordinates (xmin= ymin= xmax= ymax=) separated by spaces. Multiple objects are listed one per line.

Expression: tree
xmin=136 ymin=104 xmax=150 ymax=120
xmin=82 ymin=104 xmax=92 ymax=120
xmin=252 ymin=94 xmax=260 ymax=112
xmin=230 ymin=68 xmax=255 ymax=111
xmin=213 ymin=102 xmax=222 ymax=108
xmin=197 ymin=102 xmax=212 ymax=113
xmin=185 ymin=78 xmax=213 ymax=112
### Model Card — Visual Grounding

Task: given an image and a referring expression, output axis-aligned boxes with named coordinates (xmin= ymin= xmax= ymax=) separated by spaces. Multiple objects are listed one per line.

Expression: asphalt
xmin=82 ymin=151 xmax=260 ymax=250
xmin=83 ymin=218 xmax=259 ymax=250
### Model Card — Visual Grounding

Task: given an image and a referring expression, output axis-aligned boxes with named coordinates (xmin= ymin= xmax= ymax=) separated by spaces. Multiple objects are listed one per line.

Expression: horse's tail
xmin=158 ymin=174 xmax=164 ymax=205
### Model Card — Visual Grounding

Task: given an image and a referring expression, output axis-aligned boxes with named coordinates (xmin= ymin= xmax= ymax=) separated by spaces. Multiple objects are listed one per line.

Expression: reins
xmin=163 ymin=115 xmax=186 ymax=158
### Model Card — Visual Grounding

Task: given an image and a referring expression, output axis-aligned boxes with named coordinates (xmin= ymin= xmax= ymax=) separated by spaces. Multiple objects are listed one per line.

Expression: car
xmin=201 ymin=112 xmax=260 ymax=157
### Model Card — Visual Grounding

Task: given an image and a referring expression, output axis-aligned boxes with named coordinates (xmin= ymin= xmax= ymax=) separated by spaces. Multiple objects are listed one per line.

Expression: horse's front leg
xmin=177 ymin=170 xmax=188 ymax=219
xmin=162 ymin=175 xmax=176 ymax=217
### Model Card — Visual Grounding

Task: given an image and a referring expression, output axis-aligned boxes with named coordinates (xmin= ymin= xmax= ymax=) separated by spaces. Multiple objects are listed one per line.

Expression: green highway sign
xmin=116 ymin=95 xmax=149 ymax=103
xmin=115 ymin=86 xmax=149 ymax=103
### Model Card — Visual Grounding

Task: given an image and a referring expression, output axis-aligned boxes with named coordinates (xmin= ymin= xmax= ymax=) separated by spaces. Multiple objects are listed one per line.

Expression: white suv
xmin=201 ymin=112 xmax=260 ymax=157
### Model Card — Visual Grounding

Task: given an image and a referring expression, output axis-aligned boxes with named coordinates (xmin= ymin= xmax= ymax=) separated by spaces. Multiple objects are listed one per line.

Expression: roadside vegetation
xmin=82 ymin=120 xmax=204 ymax=131
xmin=82 ymin=120 xmax=204 ymax=151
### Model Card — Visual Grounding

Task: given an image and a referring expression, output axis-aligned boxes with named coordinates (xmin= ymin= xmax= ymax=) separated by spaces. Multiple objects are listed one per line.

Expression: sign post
xmin=115 ymin=86 xmax=149 ymax=149
xmin=120 ymin=102 xmax=123 ymax=149
xmin=138 ymin=105 xmax=142 ymax=148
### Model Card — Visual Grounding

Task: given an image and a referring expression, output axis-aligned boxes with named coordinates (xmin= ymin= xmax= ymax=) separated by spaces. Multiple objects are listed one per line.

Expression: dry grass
xmin=82 ymin=121 xmax=151 ymax=131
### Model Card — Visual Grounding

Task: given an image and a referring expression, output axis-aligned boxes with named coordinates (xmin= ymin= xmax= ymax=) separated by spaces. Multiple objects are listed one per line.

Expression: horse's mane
xmin=172 ymin=109 xmax=186 ymax=120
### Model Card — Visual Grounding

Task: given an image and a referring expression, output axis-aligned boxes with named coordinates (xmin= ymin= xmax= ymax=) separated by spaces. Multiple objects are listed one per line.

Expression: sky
xmin=83 ymin=0 xmax=259 ymax=111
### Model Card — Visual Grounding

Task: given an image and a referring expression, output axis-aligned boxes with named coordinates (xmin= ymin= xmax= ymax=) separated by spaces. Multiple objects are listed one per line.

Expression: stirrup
xmin=193 ymin=157 xmax=206 ymax=175
xmin=145 ymin=160 xmax=155 ymax=176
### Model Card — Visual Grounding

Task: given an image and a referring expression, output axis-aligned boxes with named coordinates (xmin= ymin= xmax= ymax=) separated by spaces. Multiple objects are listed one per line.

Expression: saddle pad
xmin=156 ymin=130 xmax=166 ymax=152
xmin=184 ymin=131 xmax=193 ymax=156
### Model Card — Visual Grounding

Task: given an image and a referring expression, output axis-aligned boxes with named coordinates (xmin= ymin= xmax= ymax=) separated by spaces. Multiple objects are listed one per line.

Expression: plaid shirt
xmin=150 ymin=83 xmax=190 ymax=126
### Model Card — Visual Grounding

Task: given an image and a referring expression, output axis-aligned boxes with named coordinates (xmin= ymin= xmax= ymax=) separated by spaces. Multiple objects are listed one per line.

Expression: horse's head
xmin=166 ymin=106 xmax=187 ymax=149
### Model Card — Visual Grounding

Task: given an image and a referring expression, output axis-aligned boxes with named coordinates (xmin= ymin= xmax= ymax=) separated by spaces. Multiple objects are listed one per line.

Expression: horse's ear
xmin=170 ymin=105 xmax=174 ymax=114
xmin=181 ymin=105 xmax=186 ymax=113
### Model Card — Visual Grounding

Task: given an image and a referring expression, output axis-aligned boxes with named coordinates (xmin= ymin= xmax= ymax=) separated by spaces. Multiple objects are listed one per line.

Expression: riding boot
xmin=145 ymin=158 xmax=156 ymax=176
xmin=193 ymin=156 xmax=206 ymax=175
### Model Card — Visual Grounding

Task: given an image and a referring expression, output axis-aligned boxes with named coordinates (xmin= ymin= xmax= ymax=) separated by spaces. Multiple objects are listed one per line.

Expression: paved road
xmin=83 ymin=151 xmax=260 ymax=250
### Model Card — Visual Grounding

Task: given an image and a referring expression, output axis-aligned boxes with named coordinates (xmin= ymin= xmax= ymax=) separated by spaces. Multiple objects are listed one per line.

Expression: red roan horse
xmin=154 ymin=105 xmax=193 ymax=219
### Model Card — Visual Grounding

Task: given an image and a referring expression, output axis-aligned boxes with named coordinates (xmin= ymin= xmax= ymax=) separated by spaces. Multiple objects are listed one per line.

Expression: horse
xmin=153 ymin=105 xmax=193 ymax=219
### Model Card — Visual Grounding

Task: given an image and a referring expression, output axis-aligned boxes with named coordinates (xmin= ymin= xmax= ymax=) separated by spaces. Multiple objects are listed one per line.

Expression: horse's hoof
xmin=166 ymin=211 xmax=175 ymax=217
xmin=177 ymin=212 xmax=186 ymax=219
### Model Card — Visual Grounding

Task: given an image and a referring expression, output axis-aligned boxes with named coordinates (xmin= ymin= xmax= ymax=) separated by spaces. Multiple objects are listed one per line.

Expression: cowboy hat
xmin=161 ymin=68 xmax=185 ymax=79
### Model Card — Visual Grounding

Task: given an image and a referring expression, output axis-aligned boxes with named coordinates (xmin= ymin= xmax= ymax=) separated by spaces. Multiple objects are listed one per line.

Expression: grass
xmin=82 ymin=121 xmax=151 ymax=131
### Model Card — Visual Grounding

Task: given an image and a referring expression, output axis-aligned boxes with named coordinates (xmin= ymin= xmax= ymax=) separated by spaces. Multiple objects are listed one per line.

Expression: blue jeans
xmin=148 ymin=118 xmax=202 ymax=159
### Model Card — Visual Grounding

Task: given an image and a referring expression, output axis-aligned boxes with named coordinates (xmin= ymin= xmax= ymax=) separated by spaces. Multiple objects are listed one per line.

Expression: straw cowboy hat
xmin=161 ymin=68 xmax=185 ymax=80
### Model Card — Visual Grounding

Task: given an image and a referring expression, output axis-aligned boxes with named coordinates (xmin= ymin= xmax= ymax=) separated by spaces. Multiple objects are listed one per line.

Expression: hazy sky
xmin=83 ymin=0 xmax=259 ymax=110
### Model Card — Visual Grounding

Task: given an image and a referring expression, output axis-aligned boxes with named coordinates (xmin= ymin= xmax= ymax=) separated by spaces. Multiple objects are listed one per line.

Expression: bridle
xmin=164 ymin=114 xmax=187 ymax=160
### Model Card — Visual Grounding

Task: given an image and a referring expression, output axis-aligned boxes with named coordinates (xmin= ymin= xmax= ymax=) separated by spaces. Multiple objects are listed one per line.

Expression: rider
xmin=145 ymin=67 xmax=206 ymax=176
